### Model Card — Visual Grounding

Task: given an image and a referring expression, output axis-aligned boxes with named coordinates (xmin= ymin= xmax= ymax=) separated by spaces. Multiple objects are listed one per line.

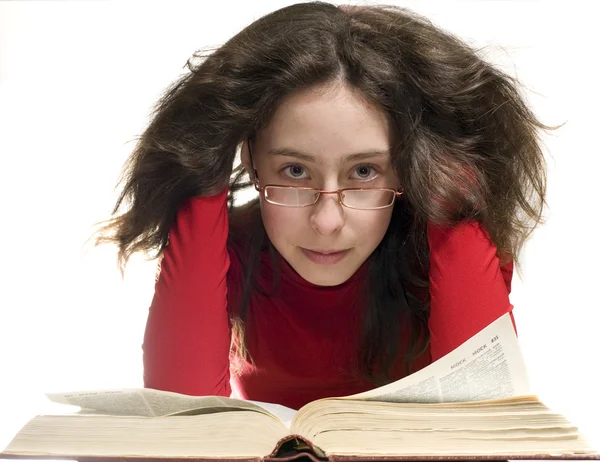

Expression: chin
xmin=296 ymin=264 xmax=356 ymax=287
xmin=307 ymin=277 xmax=352 ymax=287
xmin=306 ymin=276 xmax=349 ymax=287
xmin=286 ymin=246 xmax=361 ymax=286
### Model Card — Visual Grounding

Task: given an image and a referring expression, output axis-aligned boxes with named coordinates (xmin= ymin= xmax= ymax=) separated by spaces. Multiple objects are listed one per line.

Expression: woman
xmin=95 ymin=2 xmax=550 ymax=410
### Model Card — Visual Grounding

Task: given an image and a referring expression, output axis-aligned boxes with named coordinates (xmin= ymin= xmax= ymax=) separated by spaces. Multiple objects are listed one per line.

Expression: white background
xmin=1 ymin=0 xmax=599 ymax=453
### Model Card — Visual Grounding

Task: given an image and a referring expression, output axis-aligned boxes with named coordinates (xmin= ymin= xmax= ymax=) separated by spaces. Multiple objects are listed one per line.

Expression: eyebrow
xmin=267 ymin=147 xmax=391 ymax=163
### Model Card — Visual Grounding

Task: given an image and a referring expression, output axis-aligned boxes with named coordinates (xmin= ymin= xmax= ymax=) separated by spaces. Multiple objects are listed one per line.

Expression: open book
xmin=2 ymin=314 xmax=597 ymax=461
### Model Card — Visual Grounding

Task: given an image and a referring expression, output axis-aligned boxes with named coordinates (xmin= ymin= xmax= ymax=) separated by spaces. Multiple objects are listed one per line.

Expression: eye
xmin=281 ymin=164 xmax=309 ymax=179
xmin=351 ymin=164 xmax=378 ymax=180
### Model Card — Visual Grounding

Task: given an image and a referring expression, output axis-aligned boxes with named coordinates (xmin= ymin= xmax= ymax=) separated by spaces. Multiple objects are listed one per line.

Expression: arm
xmin=427 ymin=221 xmax=516 ymax=361
xmin=142 ymin=188 xmax=232 ymax=396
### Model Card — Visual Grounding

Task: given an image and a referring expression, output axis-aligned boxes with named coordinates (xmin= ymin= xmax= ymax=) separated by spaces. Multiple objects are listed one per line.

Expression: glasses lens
xmin=341 ymin=189 xmax=395 ymax=209
xmin=264 ymin=186 xmax=319 ymax=206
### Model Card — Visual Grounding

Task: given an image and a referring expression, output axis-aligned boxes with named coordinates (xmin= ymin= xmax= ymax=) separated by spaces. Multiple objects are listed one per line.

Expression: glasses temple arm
xmin=246 ymin=137 xmax=260 ymax=182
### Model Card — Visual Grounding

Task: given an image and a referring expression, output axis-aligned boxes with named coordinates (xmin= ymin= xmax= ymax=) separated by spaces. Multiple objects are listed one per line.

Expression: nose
xmin=309 ymin=192 xmax=345 ymax=236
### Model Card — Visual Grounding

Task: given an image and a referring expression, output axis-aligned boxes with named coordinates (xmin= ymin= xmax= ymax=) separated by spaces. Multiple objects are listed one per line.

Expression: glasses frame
xmin=253 ymin=182 xmax=402 ymax=210
xmin=246 ymin=137 xmax=404 ymax=210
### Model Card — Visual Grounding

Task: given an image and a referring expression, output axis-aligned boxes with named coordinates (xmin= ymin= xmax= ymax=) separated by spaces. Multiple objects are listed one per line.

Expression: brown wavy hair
xmin=94 ymin=2 xmax=555 ymax=384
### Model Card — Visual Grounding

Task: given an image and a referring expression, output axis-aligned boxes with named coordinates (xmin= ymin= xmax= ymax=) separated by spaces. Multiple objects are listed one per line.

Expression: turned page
xmin=345 ymin=312 xmax=531 ymax=403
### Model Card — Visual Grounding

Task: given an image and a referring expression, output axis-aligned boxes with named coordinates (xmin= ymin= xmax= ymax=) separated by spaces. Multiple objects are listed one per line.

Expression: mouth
xmin=300 ymin=248 xmax=350 ymax=265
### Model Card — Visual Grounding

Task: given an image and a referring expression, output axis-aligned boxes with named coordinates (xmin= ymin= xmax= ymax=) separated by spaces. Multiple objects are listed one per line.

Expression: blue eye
xmin=282 ymin=164 xmax=308 ymax=179
xmin=352 ymin=165 xmax=378 ymax=180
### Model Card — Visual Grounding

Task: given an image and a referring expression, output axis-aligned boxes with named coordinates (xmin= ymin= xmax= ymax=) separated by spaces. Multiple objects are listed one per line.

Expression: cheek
xmin=356 ymin=209 xmax=394 ymax=245
xmin=260 ymin=201 xmax=303 ymax=243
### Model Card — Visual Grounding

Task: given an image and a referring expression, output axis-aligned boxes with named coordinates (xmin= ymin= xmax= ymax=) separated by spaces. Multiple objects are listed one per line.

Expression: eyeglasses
xmin=246 ymin=137 xmax=403 ymax=210
xmin=253 ymin=181 xmax=403 ymax=210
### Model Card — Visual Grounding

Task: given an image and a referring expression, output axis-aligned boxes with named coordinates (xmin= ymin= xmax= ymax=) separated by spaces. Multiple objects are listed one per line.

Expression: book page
xmin=46 ymin=388 xmax=285 ymax=420
xmin=345 ymin=313 xmax=531 ymax=403
xmin=2 ymin=411 xmax=292 ymax=458
xmin=247 ymin=400 xmax=298 ymax=427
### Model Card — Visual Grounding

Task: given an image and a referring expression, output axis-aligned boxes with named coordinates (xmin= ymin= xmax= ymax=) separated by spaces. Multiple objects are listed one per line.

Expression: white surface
xmin=1 ymin=0 xmax=598 ymax=453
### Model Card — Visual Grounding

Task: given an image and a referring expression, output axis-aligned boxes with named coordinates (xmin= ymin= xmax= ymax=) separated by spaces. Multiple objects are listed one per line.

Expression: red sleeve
xmin=427 ymin=221 xmax=516 ymax=361
xmin=142 ymin=188 xmax=232 ymax=396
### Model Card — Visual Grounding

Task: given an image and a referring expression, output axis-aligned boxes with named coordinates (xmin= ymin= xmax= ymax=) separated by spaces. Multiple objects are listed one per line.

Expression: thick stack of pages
xmin=2 ymin=314 xmax=598 ymax=461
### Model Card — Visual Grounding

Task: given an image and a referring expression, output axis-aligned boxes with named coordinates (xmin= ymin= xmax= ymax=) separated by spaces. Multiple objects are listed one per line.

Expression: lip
xmin=301 ymin=248 xmax=350 ymax=265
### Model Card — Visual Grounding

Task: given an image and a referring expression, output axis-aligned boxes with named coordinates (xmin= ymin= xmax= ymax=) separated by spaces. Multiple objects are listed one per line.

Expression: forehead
xmin=255 ymin=84 xmax=392 ymax=162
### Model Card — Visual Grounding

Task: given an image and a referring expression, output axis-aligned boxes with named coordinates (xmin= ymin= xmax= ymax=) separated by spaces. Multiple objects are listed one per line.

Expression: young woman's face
xmin=244 ymin=84 xmax=400 ymax=286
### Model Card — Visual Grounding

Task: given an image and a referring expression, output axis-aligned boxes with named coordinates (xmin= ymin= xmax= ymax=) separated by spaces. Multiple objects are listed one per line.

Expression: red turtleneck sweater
xmin=143 ymin=189 xmax=514 ymax=410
